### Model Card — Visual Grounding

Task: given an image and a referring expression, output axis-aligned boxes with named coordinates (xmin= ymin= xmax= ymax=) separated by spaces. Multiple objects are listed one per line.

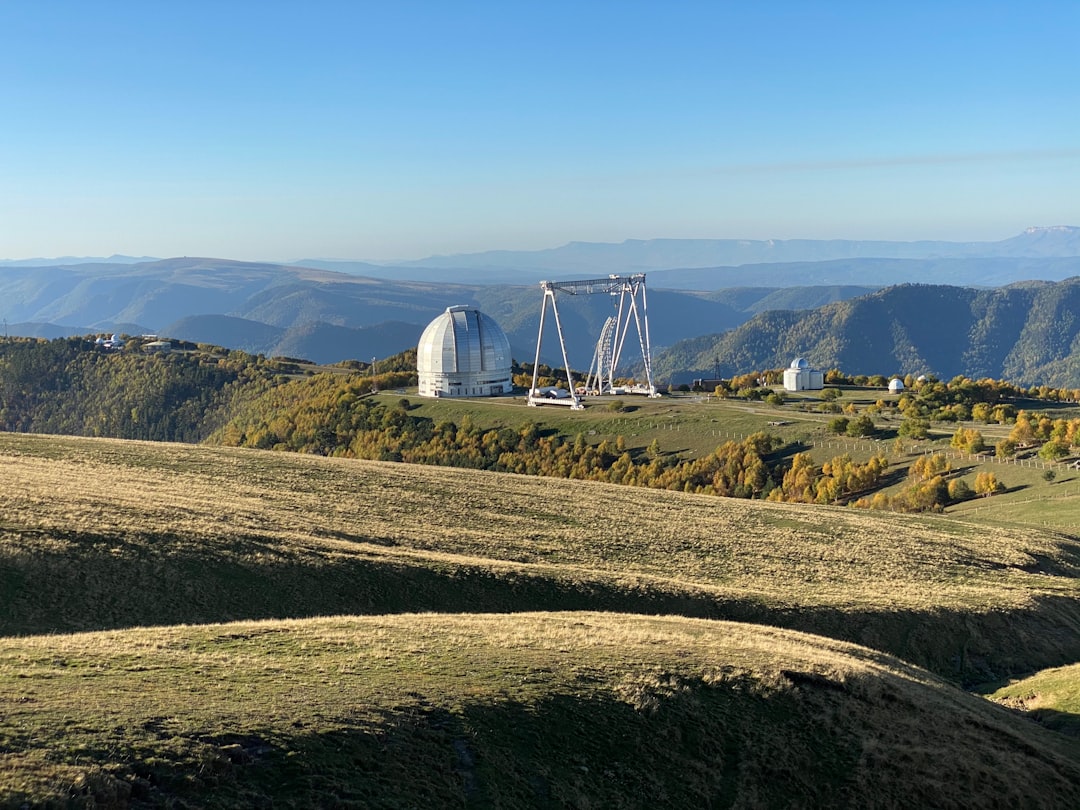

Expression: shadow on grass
xmin=33 ymin=674 xmax=864 ymax=809
xmin=1024 ymin=707 xmax=1080 ymax=738
xmin=26 ymin=666 xmax=1080 ymax=809
xmin=6 ymin=529 xmax=1080 ymax=686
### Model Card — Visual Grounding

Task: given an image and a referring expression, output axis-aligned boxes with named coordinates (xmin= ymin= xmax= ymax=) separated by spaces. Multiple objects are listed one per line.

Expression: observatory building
xmin=416 ymin=305 xmax=513 ymax=398
xmin=783 ymin=357 xmax=824 ymax=391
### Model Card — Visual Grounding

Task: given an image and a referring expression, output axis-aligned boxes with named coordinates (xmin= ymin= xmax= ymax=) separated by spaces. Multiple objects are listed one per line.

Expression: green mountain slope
xmin=656 ymin=278 xmax=1080 ymax=387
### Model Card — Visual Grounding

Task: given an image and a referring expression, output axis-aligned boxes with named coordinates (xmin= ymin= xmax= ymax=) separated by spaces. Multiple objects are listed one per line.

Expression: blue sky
xmin=1 ymin=1 xmax=1077 ymax=260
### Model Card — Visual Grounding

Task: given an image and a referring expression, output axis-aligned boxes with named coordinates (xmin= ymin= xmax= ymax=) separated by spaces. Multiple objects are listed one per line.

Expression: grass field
xmin=3 ymin=430 xmax=1080 ymax=684
xmin=381 ymin=388 xmax=1080 ymax=528
xmin=3 ymin=612 xmax=1080 ymax=808
xmin=5 ymin=429 xmax=1080 ymax=805
xmin=991 ymin=662 xmax=1080 ymax=738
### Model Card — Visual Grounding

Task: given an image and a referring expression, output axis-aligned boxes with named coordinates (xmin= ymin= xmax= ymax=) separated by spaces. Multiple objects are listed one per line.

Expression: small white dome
xmin=790 ymin=357 xmax=810 ymax=370
xmin=888 ymin=378 xmax=905 ymax=392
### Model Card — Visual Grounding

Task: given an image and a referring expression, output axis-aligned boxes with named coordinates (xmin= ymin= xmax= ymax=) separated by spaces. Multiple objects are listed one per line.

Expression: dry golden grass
xmin=2 ymin=611 xmax=1079 ymax=808
xmin=2 ymin=431 xmax=1073 ymax=611
xmin=5 ymin=432 xmax=1080 ymax=805
xmin=4 ymin=431 xmax=1080 ymax=684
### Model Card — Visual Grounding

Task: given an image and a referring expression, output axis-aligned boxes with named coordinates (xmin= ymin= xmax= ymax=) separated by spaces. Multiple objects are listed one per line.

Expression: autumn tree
xmin=1038 ymin=440 xmax=1068 ymax=461
xmin=995 ymin=439 xmax=1017 ymax=458
xmin=950 ymin=427 xmax=986 ymax=454
xmin=909 ymin=452 xmax=951 ymax=483
xmin=974 ymin=471 xmax=1004 ymax=497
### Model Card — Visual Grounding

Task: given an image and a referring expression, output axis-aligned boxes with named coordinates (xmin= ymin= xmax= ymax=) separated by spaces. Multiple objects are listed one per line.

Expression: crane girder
xmin=540 ymin=274 xmax=646 ymax=296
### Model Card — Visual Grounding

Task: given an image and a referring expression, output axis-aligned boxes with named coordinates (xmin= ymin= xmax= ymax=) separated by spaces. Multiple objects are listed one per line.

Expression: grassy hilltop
xmin=4 ymin=613 xmax=1080 ymax=808
xmin=3 ymin=431 xmax=1080 ymax=682
xmin=4 ymin=432 xmax=1080 ymax=805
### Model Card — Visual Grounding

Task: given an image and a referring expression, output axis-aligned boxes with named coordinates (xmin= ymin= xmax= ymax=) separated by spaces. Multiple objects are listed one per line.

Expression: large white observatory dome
xmin=416 ymin=305 xmax=513 ymax=398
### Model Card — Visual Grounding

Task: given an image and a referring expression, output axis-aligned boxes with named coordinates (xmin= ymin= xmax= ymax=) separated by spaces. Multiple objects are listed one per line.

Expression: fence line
xmin=606 ymin=418 xmax=1068 ymax=471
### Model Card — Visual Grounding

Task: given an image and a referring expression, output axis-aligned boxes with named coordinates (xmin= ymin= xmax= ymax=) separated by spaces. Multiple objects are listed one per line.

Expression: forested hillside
xmin=0 ymin=337 xmax=283 ymax=441
xmin=0 ymin=337 xmax=404 ymax=441
xmin=10 ymin=254 xmax=1080 ymax=371
xmin=7 ymin=335 xmax=1080 ymax=516
xmin=655 ymin=278 xmax=1080 ymax=387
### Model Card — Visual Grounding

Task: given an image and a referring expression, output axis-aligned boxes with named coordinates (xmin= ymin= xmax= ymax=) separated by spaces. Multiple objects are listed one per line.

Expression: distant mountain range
xmin=0 ymin=255 xmax=155 ymax=268
xmin=290 ymin=226 xmax=1080 ymax=286
xmin=381 ymin=225 xmax=1080 ymax=275
xmin=0 ymin=257 xmax=877 ymax=366
xmin=2 ymin=227 xmax=1080 ymax=382
xmin=653 ymin=278 xmax=1080 ymax=388
xmin=10 ymin=226 xmax=1079 ymax=271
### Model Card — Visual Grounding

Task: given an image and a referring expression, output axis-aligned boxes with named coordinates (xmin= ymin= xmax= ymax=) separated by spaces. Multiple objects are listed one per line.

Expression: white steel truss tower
xmin=527 ymin=274 xmax=657 ymax=409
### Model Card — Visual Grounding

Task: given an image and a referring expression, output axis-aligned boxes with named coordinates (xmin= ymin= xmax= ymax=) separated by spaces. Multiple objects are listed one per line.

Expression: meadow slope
xmin=3 ymin=613 xmax=1080 ymax=808
xmin=3 ymin=433 xmax=1080 ymax=684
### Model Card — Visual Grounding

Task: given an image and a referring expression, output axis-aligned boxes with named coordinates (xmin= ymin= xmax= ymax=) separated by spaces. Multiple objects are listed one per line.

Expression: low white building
xmin=783 ymin=358 xmax=824 ymax=391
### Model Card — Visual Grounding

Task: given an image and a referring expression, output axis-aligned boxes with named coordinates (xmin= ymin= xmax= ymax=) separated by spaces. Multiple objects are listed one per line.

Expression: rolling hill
xmin=5 ymin=613 xmax=1080 ymax=808
xmin=5 ymin=229 xmax=1080 ymax=375
xmin=4 ymin=431 xmax=1080 ymax=805
xmin=3 ymin=431 xmax=1080 ymax=682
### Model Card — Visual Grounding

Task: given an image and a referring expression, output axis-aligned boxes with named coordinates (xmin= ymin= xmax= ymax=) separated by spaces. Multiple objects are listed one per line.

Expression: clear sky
xmin=1 ymin=0 xmax=1078 ymax=261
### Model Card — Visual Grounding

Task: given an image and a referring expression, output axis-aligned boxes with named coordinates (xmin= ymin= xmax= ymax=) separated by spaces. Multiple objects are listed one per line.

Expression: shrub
xmin=845 ymin=415 xmax=875 ymax=438
xmin=947 ymin=478 xmax=972 ymax=502
xmin=898 ymin=418 xmax=930 ymax=439
xmin=827 ymin=417 xmax=850 ymax=435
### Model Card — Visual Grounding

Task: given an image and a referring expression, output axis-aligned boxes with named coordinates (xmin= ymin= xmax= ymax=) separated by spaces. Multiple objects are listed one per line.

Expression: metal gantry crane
xmin=527 ymin=273 xmax=657 ymax=409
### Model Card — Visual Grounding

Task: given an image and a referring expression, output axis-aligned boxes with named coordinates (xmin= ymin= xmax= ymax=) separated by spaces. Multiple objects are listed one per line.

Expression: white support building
xmin=783 ymin=358 xmax=824 ymax=391
xmin=416 ymin=306 xmax=513 ymax=398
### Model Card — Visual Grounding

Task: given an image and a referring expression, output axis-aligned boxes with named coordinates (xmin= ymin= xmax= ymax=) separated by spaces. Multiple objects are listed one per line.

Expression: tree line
xmin=0 ymin=338 xmax=1025 ymax=512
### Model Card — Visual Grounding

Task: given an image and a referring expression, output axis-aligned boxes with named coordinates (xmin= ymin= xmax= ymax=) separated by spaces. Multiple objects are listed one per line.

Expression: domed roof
xmin=790 ymin=357 xmax=810 ymax=370
xmin=417 ymin=305 xmax=511 ymax=375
